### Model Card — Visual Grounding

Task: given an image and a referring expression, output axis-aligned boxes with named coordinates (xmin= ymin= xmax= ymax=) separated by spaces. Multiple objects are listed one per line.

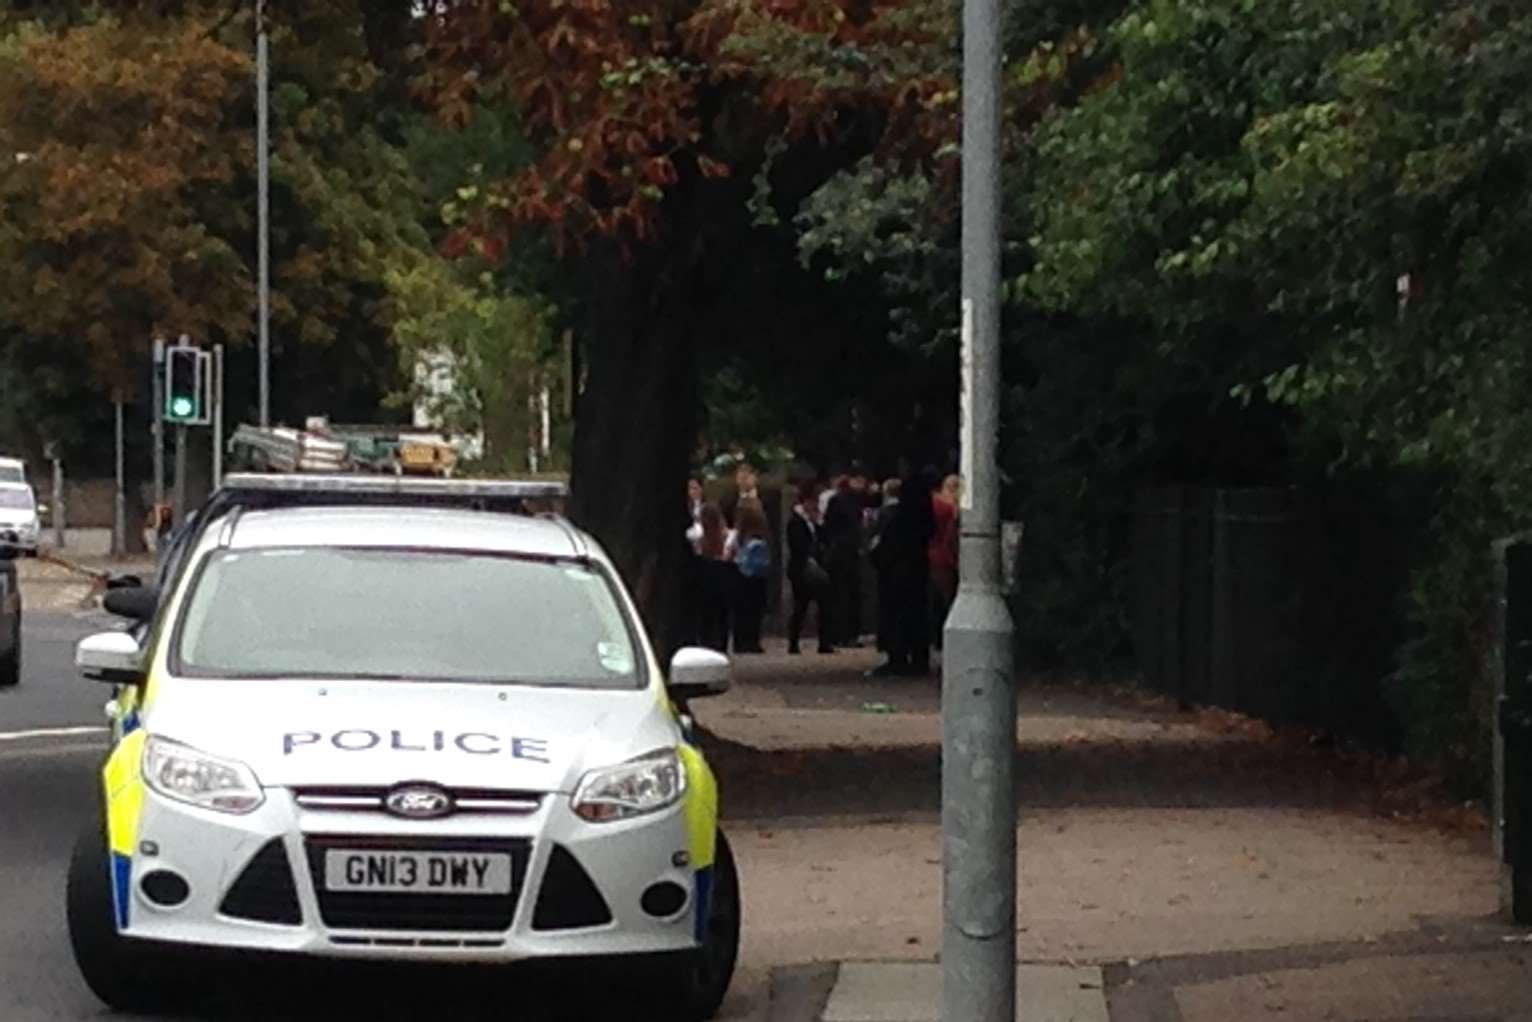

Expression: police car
xmin=66 ymin=475 xmax=740 ymax=1018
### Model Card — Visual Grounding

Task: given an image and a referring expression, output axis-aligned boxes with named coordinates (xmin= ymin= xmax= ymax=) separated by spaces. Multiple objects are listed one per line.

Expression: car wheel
xmin=66 ymin=803 xmax=179 ymax=1012
xmin=644 ymin=830 xmax=742 ymax=1021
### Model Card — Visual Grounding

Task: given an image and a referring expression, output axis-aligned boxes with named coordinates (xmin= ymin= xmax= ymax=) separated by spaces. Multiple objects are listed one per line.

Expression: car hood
xmin=0 ymin=510 xmax=35 ymax=527
xmin=144 ymin=676 xmax=676 ymax=793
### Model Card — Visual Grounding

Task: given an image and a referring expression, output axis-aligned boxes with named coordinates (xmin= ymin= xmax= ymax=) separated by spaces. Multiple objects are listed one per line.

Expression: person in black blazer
xmin=786 ymin=482 xmax=834 ymax=654
xmin=869 ymin=468 xmax=936 ymax=676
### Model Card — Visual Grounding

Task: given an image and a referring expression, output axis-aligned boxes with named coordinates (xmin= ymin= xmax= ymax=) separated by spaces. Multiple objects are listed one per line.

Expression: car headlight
xmin=142 ymin=735 xmax=264 ymax=814
xmin=571 ymin=748 xmax=686 ymax=823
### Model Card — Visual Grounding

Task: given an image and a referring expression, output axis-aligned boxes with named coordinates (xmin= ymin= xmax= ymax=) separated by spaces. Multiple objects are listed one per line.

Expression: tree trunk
xmin=567 ymin=236 xmax=703 ymax=662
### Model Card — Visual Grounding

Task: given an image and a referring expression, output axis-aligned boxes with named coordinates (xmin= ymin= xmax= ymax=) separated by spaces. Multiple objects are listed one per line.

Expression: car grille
xmin=329 ymin=935 xmax=505 ymax=949
xmin=220 ymin=838 xmax=303 ymax=925
xmin=304 ymin=835 xmax=531 ymax=933
xmin=293 ymin=786 xmax=542 ymax=816
xmin=532 ymin=845 xmax=613 ymax=931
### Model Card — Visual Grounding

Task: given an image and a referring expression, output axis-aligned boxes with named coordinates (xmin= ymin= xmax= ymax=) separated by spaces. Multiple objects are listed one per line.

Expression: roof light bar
xmin=218 ymin=473 xmax=567 ymax=501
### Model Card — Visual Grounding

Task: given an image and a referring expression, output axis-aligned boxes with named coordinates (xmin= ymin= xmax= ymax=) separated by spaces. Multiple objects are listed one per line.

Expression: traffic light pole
xmin=257 ymin=0 xmax=271 ymax=428
xmin=173 ymin=425 xmax=188 ymax=529
xmin=112 ymin=398 xmax=125 ymax=558
xmin=152 ymin=338 xmax=165 ymax=510
xmin=943 ymin=0 xmax=1016 ymax=1016
xmin=212 ymin=344 xmax=225 ymax=489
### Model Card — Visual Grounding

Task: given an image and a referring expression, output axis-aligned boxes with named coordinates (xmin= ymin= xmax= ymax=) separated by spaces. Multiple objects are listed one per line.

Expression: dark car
xmin=0 ymin=543 xmax=18 ymax=686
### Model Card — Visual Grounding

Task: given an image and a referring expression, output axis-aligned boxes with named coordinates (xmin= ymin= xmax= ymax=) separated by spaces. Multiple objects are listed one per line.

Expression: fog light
xmin=640 ymin=881 xmax=687 ymax=918
xmin=140 ymin=870 xmax=190 ymax=907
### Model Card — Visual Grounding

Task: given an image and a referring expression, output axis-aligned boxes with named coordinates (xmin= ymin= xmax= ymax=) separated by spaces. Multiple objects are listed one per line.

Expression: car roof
xmin=223 ymin=505 xmax=586 ymax=559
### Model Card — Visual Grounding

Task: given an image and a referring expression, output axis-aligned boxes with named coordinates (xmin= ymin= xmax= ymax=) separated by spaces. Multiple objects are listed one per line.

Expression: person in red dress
xmin=928 ymin=474 xmax=960 ymax=649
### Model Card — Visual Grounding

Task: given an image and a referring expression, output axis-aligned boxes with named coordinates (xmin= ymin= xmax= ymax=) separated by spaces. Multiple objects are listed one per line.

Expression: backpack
xmin=736 ymin=537 xmax=771 ymax=579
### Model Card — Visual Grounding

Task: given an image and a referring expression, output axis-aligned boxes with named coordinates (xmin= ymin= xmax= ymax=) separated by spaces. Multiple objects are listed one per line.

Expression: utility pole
xmin=50 ymin=451 xmax=65 ymax=550
xmin=173 ymin=426 xmax=188 ymax=528
xmin=212 ymin=344 xmax=225 ymax=489
xmin=943 ymin=0 xmax=1016 ymax=1018
xmin=256 ymin=0 xmax=271 ymax=427
xmin=152 ymin=337 xmax=165 ymax=509
xmin=112 ymin=397 xmax=126 ymax=557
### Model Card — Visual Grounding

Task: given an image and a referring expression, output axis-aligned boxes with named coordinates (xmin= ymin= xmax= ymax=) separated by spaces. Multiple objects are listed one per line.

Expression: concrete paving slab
xmin=821 ymin=962 xmax=1108 ymax=1022
xmin=1170 ymin=949 xmax=1532 ymax=1022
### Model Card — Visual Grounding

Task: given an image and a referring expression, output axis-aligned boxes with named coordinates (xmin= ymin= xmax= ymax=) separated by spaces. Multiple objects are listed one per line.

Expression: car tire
xmin=644 ymin=830 xmax=742 ymax=1021
xmin=66 ymin=803 xmax=178 ymax=1012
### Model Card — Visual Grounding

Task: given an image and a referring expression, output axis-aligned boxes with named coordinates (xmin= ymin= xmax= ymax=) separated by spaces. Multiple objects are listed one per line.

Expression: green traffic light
xmin=170 ymin=396 xmax=195 ymax=419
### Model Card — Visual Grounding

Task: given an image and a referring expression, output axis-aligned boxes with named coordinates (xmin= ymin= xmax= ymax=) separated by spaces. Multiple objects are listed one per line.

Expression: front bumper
xmin=116 ymin=787 xmax=702 ymax=963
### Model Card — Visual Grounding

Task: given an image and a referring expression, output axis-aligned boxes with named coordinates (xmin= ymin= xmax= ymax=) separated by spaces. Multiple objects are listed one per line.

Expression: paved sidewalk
xmin=820 ymin=963 xmax=1107 ymax=1022
xmin=764 ymin=933 xmax=1532 ymax=1021
xmin=694 ymin=641 xmax=1518 ymax=1022
xmin=14 ymin=528 xmax=155 ymax=611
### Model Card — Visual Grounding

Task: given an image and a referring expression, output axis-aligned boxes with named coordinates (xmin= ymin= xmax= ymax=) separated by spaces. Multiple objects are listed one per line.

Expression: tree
xmin=416 ymin=0 xmax=968 ymax=646
xmin=0 ymin=15 xmax=255 ymax=396
xmin=1019 ymin=0 xmax=1532 ymax=779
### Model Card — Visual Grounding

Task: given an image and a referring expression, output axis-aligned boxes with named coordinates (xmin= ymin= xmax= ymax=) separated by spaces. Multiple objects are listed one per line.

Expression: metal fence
xmin=1133 ymin=484 xmax=1415 ymax=746
xmin=1492 ymin=535 xmax=1532 ymax=922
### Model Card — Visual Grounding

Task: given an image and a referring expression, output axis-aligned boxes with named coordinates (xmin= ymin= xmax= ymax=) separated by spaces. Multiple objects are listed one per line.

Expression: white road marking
xmin=0 ymin=726 xmax=108 ymax=743
xmin=0 ymin=742 xmax=104 ymax=760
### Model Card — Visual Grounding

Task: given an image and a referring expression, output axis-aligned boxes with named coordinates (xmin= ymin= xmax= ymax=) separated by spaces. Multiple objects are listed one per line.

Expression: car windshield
xmin=175 ymin=547 xmax=643 ymax=688
xmin=0 ymin=489 xmax=33 ymax=509
xmin=0 ymin=466 xmax=22 ymax=484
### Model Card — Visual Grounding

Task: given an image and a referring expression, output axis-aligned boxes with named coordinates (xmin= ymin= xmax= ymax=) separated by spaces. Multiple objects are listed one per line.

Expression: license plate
xmin=323 ymin=850 xmax=512 ymax=895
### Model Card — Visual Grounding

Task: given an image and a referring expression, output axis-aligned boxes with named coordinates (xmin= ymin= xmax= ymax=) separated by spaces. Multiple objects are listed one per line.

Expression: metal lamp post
xmin=943 ymin=0 xmax=1017 ymax=1016
xmin=256 ymin=0 xmax=271 ymax=427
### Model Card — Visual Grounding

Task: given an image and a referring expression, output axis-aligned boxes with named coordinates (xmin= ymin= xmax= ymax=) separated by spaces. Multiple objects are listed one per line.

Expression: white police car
xmin=66 ymin=475 xmax=740 ymax=1018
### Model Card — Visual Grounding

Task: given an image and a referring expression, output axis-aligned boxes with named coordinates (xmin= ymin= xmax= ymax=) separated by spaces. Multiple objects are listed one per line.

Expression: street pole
xmin=256 ymin=0 xmax=271 ymax=427
xmin=943 ymin=0 xmax=1015 ymax=1016
xmin=112 ymin=398 xmax=126 ymax=557
xmin=212 ymin=344 xmax=225 ymax=489
xmin=173 ymin=425 xmax=188 ymax=528
xmin=152 ymin=337 xmax=165 ymax=509
xmin=51 ymin=454 xmax=65 ymax=550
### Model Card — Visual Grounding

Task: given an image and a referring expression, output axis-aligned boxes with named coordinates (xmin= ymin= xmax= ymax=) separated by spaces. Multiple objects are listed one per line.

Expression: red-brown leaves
xmin=419 ymin=0 xmax=953 ymax=252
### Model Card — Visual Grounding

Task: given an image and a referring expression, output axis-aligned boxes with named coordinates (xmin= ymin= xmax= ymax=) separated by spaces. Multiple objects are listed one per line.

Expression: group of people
xmin=684 ymin=460 xmax=961 ymax=676
xmin=684 ymin=464 xmax=774 ymax=654
xmin=787 ymin=467 xmax=960 ymax=676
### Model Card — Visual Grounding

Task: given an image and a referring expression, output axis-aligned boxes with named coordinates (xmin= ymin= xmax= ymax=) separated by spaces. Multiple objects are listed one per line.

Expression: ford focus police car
xmin=66 ymin=475 xmax=740 ymax=1018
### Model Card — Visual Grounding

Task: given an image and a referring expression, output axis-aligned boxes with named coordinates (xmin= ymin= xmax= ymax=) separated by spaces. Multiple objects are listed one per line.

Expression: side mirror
xmin=102 ymin=586 xmax=158 ymax=622
xmin=76 ymin=631 xmax=145 ymax=685
xmin=667 ymin=647 xmax=731 ymax=701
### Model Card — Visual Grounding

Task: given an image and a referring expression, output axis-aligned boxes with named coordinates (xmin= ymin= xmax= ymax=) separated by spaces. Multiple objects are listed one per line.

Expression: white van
xmin=0 ymin=482 xmax=40 ymax=554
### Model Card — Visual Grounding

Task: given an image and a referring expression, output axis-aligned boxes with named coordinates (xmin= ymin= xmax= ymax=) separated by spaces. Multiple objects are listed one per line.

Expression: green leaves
xmin=0 ymin=15 xmax=254 ymax=394
xmin=1019 ymin=0 xmax=1532 ymax=776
